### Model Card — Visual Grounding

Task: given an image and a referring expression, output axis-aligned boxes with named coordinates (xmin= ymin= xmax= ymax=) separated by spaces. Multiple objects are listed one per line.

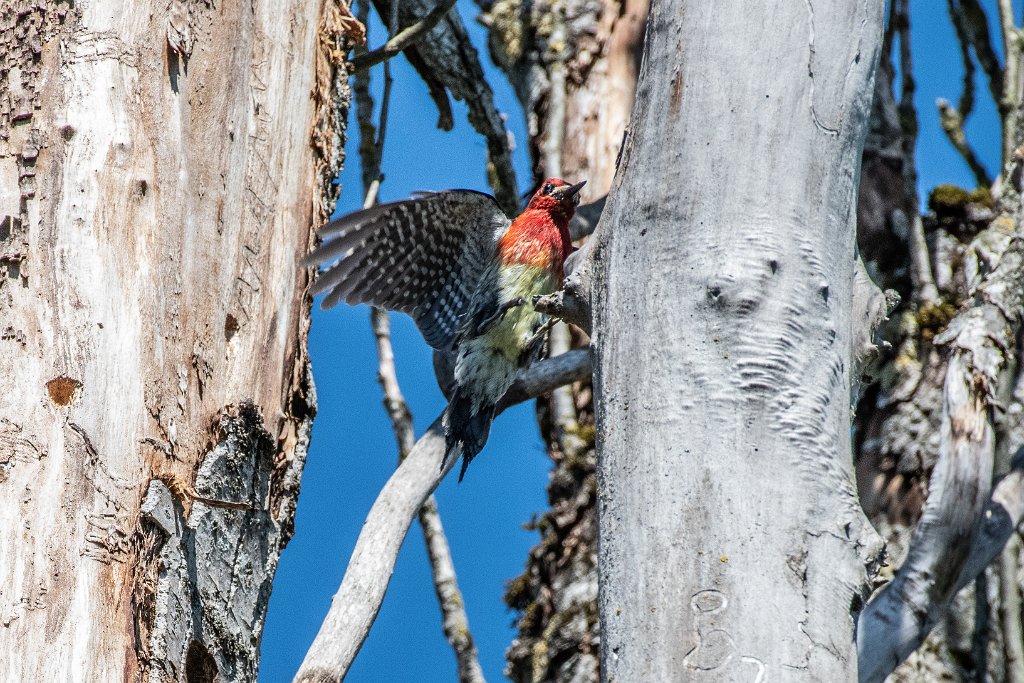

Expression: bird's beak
xmin=560 ymin=180 xmax=587 ymax=206
xmin=565 ymin=180 xmax=587 ymax=199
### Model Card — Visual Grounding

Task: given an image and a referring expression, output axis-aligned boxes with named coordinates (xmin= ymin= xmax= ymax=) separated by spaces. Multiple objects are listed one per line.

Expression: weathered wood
xmin=588 ymin=0 xmax=885 ymax=680
xmin=857 ymin=223 xmax=1024 ymax=682
xmin=0 ymin=0 xmax=353 ymax=678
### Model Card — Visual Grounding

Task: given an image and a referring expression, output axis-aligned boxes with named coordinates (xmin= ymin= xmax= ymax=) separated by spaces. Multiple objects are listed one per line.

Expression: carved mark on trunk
xmin=0 ymin=418 xmax=46 ymax=483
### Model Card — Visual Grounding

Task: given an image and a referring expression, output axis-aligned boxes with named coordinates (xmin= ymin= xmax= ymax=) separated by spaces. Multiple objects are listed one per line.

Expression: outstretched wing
xmin=304 ymin=190 xmax=512 ymax=350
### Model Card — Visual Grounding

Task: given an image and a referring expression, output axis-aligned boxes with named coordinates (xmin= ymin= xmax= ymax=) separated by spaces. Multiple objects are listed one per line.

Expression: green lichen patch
xmin=916 ymin=300 xmax=958 ymax=341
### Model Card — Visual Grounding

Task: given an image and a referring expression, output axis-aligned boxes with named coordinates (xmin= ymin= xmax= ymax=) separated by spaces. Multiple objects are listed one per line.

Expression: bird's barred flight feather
xmin=303 ymin=190 xmax=512 ymax=350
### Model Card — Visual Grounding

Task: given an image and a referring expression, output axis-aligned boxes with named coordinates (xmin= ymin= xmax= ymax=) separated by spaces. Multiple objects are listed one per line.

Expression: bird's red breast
xmin=496 ymin=177 xmax=578 ymax=277
xmin=497 ymin=209 xmax=572 ymax=275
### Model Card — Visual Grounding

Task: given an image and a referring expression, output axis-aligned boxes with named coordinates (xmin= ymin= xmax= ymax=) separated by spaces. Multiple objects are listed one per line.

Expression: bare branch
xmin=372 ymin=0 xmax=520 ymax=214
xmin=293 ymin=349 xmax=592 ymax=682
xmin=370 ymin=310 xmax=486 ymax=683
xmin=948 ymin=0 xmax=980 ymax=119
xmin=857 ymin=229 xmax=1024 ymax=682
xmin=536 ymin=25 xmax=588 ymax=460
xmin=532 ymin=289 xmax=590 ymax=336
xmin=998 ymin=0 xmax=1021 ymax=164
xmin=418 ymin=496 xmax=487 ymax=683
xmin=938 ymin=97 xmax=994 ymax=187
xmin=350 ymin=0 xmax=460 ymax=72
xmin=887 ymin=0 xmax=939 ymax=305
xmin=350 ymin=25 xmax=485 ymax=679
xmin=999 ymin=536 xmax=1024 ymax=683
xmin=951 ymin=0 xmax=1004 ymax=117
xmin=371 ymin=310 xmax=416 ymax=454
xmin=954 ymin=450 xmax=1024 ymax=595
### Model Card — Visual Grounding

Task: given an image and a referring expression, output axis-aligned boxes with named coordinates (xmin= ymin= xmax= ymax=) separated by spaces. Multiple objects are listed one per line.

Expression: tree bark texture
xmin=493 ymin=2 xmax=1024 ymax=681
xmin=0 ymin=0 xmax=355 ymax=679
xmin=852 ymin=12 xmax=1024 ymax=680
xmin=589 ymin=1 xmax=885 ymax=680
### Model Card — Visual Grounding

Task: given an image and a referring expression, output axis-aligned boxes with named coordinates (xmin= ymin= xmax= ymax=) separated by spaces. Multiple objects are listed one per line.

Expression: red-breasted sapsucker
xmin=304 ymin=177 xmax=586 ymax=480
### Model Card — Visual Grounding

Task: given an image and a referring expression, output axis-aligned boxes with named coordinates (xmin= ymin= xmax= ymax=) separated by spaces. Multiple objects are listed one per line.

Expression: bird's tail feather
xmin=442 ymin=390 xmax=495 ymax=482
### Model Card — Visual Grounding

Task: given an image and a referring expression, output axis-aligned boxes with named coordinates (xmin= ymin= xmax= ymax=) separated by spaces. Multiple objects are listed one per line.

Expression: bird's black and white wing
xmin=303 ymin=190 xmax=512 ymax=350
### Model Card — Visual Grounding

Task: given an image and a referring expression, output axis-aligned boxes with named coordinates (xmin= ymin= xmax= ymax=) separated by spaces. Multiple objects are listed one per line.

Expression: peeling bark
xmin=0 ymin=0 xmax=354 ymax=678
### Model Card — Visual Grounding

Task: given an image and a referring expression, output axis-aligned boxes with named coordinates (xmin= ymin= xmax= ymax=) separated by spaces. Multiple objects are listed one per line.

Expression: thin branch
xmin=857 ymin=229 xmax=1024 ymax=682
xmin=881 ymin=0 xmax=898 ymax=69
xmin=890 ymin=0 xmax=939 ymax=305
xmin=370 ymin=311 xmax=486 ymax=683
xmin=938 ymin=97 xmax=994 ymax=187
xmin=371 ymin=310 xmax=415 ymax=455
xmin=956 ymin=0 xmax=1004 ymax=116
xmin=293 ymin=349 xmax=593 ymax=682
xmin=999 ymin=0 xmax=1021 ymax=164
xmin=350 ymin=0 xmax=460 ymax=72
xmin=538 ymin=17 xmax=586 ymax=459
xmin=948 ymin=0 xmax=979 ymax=120
xmin=418 ymin=496 xmax=487 ymax=683
xmin=352 ymin=0 xmax=379 ymax=194
xmin=547 ymin=323 xmax=587 ymax=455
xmin=371 ymin=0 xmax=520 ymax=214
xmin=1000 ymin=535 xmax=1024 ymax=683
xmin=972 ymin=571 xmax=991 ymax=679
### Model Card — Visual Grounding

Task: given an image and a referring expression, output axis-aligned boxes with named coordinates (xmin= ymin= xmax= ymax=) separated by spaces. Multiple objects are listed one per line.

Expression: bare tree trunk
xmin=588 ymin=1 xmax=885 ymax=679
xmin=0 ymin=0 xmax=355 ymax=679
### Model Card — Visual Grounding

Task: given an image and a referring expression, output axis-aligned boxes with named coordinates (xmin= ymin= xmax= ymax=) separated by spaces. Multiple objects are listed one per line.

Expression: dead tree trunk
xmin=588 ymin=1 xmax=885 ymax=679
xmin=0 ymin=1 xmax=355 ymax=679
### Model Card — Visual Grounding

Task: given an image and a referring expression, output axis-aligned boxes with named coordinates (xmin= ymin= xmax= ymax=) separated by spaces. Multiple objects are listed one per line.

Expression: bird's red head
xmin=526 ymin=178 xmax=587 ymax=218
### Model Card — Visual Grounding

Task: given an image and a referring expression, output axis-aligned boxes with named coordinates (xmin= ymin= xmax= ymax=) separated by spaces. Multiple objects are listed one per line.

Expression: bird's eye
xmin=542 ymin=183 xmax=554 ymax=195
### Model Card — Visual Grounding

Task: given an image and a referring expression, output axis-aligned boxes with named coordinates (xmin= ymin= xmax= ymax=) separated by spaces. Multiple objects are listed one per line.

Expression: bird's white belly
xmin=455 ymin=264 xmax=557 ymax=411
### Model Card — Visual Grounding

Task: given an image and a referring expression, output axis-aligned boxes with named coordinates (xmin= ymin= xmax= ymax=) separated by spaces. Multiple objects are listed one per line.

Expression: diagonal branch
xmin=350 ymin=0 xmax=460 ymax=72
xmin=953 ymin=449 xmax=1024 ymax=596
xmin=293 ymin=349 xmax=592 ymax=682
xmin=370 ymin=311 xmax=486 ymax=683
xmin=938 ymin=98 xmax=994 ymax=187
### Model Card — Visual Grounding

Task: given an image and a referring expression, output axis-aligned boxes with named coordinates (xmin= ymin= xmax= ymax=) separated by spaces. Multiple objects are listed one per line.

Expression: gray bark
xmin=0 ymin=0 xmax=353 ymax=678
xmin=588 ymin=1 xmax=885 ymax=680
xmin=857 ymin=190 xmax=1024 ymax=683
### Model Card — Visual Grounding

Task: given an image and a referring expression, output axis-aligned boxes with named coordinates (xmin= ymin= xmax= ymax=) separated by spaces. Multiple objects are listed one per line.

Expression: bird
xmin=304 ymin=178 xmax=586 ymax=481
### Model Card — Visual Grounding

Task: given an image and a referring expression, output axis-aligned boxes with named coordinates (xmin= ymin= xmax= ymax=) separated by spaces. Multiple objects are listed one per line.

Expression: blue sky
xmin=258 ymin=2 xmax=1006 ymax=681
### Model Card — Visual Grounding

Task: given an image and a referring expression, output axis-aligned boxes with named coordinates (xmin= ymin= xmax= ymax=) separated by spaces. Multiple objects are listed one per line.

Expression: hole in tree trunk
xmin=185 ymin=640 xmax=218 ymax=683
